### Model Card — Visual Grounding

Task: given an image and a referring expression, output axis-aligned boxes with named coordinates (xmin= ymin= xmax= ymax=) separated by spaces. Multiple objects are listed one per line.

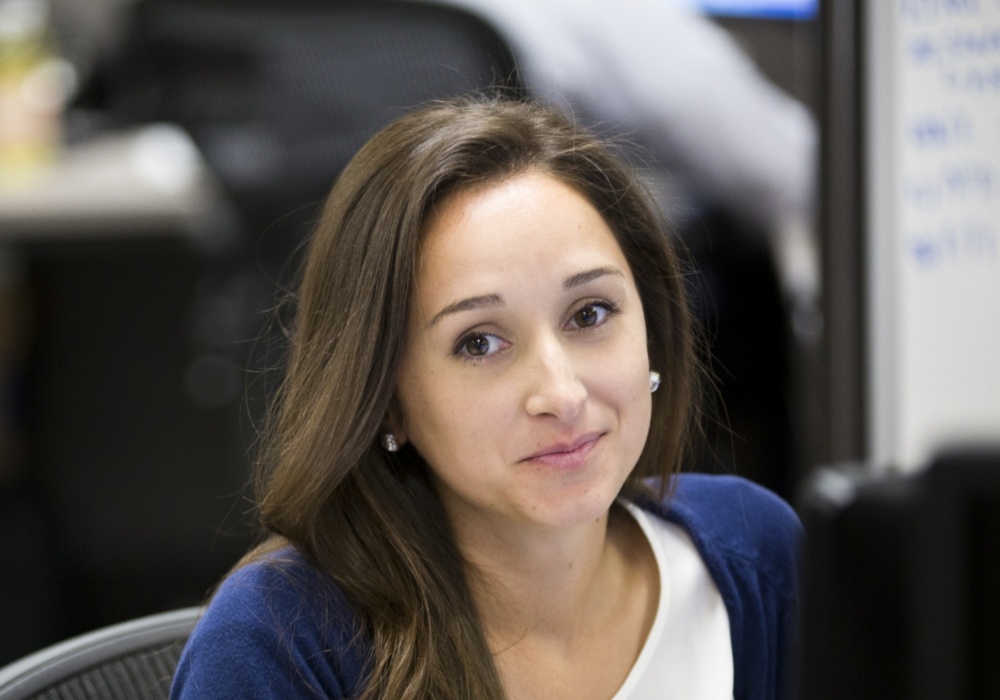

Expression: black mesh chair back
xmin=0 ymin=608 xmax=200 ymax=700
xmin=102 ymin=0 xmax=522 ymax=261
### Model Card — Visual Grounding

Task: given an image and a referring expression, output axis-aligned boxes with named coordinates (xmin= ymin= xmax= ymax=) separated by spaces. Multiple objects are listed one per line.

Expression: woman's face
xmin=392 ymin=171 xmax=652 ymax=535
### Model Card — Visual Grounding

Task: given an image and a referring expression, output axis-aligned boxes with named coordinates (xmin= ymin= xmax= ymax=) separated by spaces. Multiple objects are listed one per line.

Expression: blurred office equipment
xmin=0 ymin=606 xmax=199 ymax=700
xmin=809 ymin=2 xmax=1000 ymax=687
xmin=821 ymin=1 xmax=1000 ymax=468
xmin=799 ymin=4 xmax=999 ymax=696
xmin=797 ymin=446 xmax=1000 ymax=699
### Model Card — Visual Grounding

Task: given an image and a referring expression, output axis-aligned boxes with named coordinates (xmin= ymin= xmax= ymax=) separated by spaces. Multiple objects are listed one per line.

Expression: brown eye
xmin=464 ymin=334 xmax=492 ymax=356
xmin=566 ymin=302 xmax=617 ymax=331
xmin=454 ymin=332 xmax=509 ymax=360
xmin=574 ymin=305 xmax=601 ymax=328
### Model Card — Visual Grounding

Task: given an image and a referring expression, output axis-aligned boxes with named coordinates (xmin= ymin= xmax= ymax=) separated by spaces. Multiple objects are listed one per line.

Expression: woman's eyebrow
xmin=426 ymin=293 xmax=503 ymax=329
xmin=563 ymin=266 xmax=624 ymax=290
xmin=425 ymin=267 xmax=622 ymax=329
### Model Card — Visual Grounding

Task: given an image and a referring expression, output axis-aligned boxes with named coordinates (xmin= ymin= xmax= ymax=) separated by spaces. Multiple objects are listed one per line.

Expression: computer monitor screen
xmin=692 ymin=0 xmax=817 ymax=19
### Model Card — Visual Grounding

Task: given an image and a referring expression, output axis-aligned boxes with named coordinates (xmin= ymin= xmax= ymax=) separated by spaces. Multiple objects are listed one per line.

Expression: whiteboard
xmin=867 ymin=0 xmax=1000 ymax=471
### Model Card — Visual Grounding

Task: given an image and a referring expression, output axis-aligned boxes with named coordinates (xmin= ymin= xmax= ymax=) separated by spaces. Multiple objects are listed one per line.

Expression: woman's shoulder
xmin=674 ymin=473 xmax=801 ymax=543
xmin=171 ymin=547 xmax=367 ymax=699
xmin=213 ymin=546 xmax=344 ymax=607
xmin=194 ymin=547 xmax=352 ymax=633
xmin=637 ymin=473 xmax=802 ymax=587
xmin=634 ymin=475 xmax=801 ymax=698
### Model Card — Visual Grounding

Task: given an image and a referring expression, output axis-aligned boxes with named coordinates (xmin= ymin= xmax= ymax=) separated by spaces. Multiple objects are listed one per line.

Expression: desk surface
xmin=0 ymin=125 xmax=237 ymax=248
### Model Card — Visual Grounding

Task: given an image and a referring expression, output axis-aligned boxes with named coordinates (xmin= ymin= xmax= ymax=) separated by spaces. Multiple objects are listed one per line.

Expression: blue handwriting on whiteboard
xmin=945 ymin=29 xmax=1000 ymax=58
xmin=943 ymin=163 xmax=994 ymax=198
xmin=909 ymin=110 xmax=975 ymax=147
xmin=909 ymin=30 xmax=1000 ymax=64
xmin=904 ymin=164 xmax=994 ymax=208
xmin=908 ymin=35 xmax=938 ymax=64
xmin=943 ymin=65 xmax=1000 ymax=91
xmin=901 ymin=0 xmax=981 ymax=23
xmin=908 ymin=220 xmax=997 ymax=269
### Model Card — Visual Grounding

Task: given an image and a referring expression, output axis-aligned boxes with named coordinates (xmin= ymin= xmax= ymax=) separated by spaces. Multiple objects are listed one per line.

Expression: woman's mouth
xmin=520 ymin=433 xmax=603 ymax=470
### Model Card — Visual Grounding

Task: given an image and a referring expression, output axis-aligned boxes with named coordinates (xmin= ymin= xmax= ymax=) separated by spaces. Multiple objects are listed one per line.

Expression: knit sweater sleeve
xmin=170 ymin=550 xmax=369 ymax=699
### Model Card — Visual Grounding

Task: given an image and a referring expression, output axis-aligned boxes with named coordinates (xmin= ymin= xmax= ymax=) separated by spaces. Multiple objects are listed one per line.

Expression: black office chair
xmin=0 ymin=607 xmax=200 ymax=700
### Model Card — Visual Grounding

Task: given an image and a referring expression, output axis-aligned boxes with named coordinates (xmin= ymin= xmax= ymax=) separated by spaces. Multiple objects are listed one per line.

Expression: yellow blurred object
xmin=0 ymin=0 xmax=67 ymax=184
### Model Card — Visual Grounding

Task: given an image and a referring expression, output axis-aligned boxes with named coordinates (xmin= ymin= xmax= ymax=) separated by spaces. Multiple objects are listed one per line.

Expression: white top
xmin=612 ymin=501 xmax=734 ymax=700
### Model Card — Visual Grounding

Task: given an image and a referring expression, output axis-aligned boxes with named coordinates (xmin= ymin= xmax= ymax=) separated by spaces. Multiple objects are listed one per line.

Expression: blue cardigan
xmin=171 ymin=474 xmax=801 ymax=699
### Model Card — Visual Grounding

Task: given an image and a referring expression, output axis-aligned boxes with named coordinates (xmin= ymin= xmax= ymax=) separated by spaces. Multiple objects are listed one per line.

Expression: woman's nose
xmin=522 ymin=335 xmax=587 ymax=422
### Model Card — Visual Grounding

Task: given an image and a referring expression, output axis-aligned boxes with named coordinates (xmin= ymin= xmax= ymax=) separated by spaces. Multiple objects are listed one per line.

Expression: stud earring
xmin=382 ymin=433 xmax=399 ymax=452
xmin=649 ymin=371 xmax=661 ymax=393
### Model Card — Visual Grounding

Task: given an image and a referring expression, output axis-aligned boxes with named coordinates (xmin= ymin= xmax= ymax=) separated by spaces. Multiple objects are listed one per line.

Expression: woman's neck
xmin=458 ymin=504 xmax=648 ymax=650
xmin=455 ymin=504 xmax=659 ymax=700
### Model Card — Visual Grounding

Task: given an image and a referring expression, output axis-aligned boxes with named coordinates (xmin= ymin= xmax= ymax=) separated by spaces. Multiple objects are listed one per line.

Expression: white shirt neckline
xmin=610 ymin=501 xmax=734 ymax=700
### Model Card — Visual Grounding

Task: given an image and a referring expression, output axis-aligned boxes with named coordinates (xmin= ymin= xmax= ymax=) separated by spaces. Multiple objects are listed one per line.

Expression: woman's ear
xmin=383 ymin=397 xmax=408 ymax=448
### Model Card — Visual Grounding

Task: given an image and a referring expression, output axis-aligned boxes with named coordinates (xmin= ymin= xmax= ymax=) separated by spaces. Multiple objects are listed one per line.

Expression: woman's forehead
xmin=410 ymin=172 xmax=635 ymax=312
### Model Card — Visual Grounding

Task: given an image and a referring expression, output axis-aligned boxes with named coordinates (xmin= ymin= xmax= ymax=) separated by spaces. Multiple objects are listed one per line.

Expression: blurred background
xmin=0 ymin=0 xmax=823 ymax=664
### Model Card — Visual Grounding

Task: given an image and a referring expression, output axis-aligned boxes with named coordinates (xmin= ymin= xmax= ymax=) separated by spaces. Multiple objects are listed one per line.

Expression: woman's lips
xmin=520 ymin=433 xmax=603 ymax=470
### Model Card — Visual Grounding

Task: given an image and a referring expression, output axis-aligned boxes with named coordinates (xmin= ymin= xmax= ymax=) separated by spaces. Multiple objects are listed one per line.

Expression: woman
xmin=171 ymin=97 xmax=800 ymax=699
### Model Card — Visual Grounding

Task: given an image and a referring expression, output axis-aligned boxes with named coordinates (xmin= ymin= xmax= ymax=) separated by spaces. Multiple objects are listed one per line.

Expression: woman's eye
xmin=456 ymin=332 xmax=504 ymax=358
xmin=569 ymin=302 xmax=613 ymax=330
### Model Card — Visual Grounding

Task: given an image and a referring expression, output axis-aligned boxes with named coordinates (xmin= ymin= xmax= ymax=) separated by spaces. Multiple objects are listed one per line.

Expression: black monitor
xmin=797 ymin=447 xmax=1000 ymax=699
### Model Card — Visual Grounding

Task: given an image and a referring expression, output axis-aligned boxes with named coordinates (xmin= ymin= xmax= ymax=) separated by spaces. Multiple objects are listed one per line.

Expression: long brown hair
xmin=252 ymin=96 xmax=700 ymax=699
